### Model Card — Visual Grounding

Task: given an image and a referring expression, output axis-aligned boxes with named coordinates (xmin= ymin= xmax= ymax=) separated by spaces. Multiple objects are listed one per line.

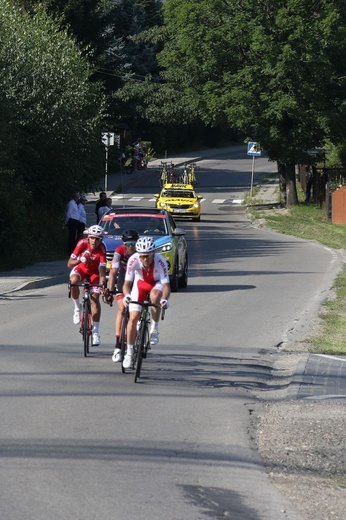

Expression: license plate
xmin=174 ymin=209 xmax=186 ymax=213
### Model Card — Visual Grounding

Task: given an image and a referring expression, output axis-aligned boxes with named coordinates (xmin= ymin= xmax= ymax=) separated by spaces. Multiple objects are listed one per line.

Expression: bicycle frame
xmin=119 ymin=307 xmax=129 ymax=373
xmin=129 ymin=298 xmax=165 ymax=383
xmin=68 ymin=280 xmax=104 ymax=357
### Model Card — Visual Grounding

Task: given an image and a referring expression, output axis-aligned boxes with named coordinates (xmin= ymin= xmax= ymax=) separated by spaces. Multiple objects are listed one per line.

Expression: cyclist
xmin=105 ymin=229 xmax=139 ymax=363
xmin=122 ymin=236 xmax=171 ymax=369
xmin=68 ymin=225 xmax=107 ymax=346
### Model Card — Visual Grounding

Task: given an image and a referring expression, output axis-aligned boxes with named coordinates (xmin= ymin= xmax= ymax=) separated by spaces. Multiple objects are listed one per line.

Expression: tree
xmin=0 ymin=0 xmax=106 ymax=266
xmin=119 ymin=0 xmax=346 ymax=206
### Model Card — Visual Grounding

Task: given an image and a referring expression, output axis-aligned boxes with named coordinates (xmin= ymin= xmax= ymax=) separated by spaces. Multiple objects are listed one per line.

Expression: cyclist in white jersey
xmin=122 ymin=236 xmax=170 ymax=369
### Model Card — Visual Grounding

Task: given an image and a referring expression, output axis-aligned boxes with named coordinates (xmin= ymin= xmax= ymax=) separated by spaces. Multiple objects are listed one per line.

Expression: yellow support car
xmin=154 ymin=183 xmax=202 ymax=222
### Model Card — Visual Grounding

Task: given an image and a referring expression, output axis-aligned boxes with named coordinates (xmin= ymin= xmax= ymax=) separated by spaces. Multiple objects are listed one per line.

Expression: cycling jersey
xmin=111 ymin=244 xmax=130 ymax=270
xmin=125 ymin=253 xmax=169 ymax=286
xmin=70 ymin=238 xmax=107 ymax=282
xmin=125 ymin=253 xmax=169 ymax=309
xmin=111 ymin=244 xmax=132 ymax=297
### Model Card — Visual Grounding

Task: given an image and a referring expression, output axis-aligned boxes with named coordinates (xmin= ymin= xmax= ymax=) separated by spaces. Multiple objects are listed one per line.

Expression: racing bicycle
xmin=130 ymin=297 xmax=165 ymax=383
xmin=118 ymin=306 xmax=129 ymax=374
xmin=102 ymin=289 xmax=128 ymax=373
xmin=68 ymin=280 xmax=104 ymax=357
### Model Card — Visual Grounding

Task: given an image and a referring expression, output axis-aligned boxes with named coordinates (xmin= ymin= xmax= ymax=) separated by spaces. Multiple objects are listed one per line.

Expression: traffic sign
xmin=247 ymin=142 xmax=261 ymax=156
xmin=101 ymin=132 xmax=115 ymax=147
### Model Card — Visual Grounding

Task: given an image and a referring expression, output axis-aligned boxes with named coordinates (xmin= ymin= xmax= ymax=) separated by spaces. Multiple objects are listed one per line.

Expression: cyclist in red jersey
xmin=122 ymin=236 xmax=170 ymax=369
xmin=106 ymin=229 xmax=139 ymax=362
xmin=68 ymin=225 xmax=107 ymax=346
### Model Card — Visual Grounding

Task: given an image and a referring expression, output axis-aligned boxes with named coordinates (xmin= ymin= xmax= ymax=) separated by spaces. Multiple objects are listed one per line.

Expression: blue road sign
xmin=247 ymin=142 xmax=261 ymax=156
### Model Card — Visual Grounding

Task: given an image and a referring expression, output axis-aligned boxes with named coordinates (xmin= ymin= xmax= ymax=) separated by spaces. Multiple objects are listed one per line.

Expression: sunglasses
xmin=124 ymin=241 xmax=136 ymax=246
xmin=139 ymin=253 xmax=153 ymax=259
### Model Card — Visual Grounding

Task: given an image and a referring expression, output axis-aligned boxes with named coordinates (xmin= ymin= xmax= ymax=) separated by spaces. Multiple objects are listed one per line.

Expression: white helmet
xmin=136 ymin=236 xmax=156 ymax=253
xmin=87 ymin=225 xmax=104 ymax=238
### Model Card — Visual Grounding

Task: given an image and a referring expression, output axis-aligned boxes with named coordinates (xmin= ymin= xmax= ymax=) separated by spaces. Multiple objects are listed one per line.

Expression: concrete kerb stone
xmin=286 ymin=353 xmax=310 ymax=399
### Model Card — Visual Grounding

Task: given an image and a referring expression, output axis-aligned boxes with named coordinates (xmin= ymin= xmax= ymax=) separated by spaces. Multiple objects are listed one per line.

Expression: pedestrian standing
xmin=305 ymin=167 xmax=313 ymax=202
xmin=98 ymin=197 xmax=113 ymax=221
xmin=66 ymin=191 xmax=80 ymax=255
xmin=120 ymin=150 xmax=126 ymax=173
xmin=95 ymin=191 xmax=107 ymax=223
xmin=77 ymin=196 xmax=87 ymax=240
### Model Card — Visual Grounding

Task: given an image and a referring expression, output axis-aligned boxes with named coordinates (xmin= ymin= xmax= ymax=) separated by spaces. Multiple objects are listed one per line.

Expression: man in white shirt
xmin=66 ymin=191 xmax=80 ymax=254
xmin=77 ymin=196 xmax=87 ymax=240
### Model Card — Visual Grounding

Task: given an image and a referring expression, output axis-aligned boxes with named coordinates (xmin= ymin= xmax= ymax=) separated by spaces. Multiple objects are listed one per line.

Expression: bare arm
xmin=67 ymin=256 xmax=79 ymax=269
xmin=107 ymin=268 xmax=118 ymax=291
xmin=123 ymin=280 xmax=132 ymax=297
xmin=161 ymin=282 xmax=171 ymax=304
xmin=99 ymin=265 xmax=106 ymax=287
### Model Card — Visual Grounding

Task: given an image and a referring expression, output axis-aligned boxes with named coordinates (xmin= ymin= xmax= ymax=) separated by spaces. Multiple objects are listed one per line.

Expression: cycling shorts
xmin=70 ymin=265 xmax=101 ymax=294
xmin=129 ymin=279 xmax=163 ymax=312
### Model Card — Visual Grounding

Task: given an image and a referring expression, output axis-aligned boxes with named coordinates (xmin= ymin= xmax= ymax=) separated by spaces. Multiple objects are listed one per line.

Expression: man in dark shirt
xmin=94 ymin=191 xmax=107 ymax=223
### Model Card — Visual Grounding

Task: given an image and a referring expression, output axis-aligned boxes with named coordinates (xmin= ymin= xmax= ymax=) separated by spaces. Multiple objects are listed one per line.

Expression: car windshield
xmin=163 ymin=191 xmax=195 ymax=198
xmin=100 ymin=213 xmax=169 ymax=236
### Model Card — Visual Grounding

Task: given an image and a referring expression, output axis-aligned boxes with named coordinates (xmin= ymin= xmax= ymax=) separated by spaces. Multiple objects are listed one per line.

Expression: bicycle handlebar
xmin=69 ymin=283 xmax=105 ymax=288
xmin=68 ymin=281 xmax=106 ymax=300
xmin=127 ymin=300 xmax=166 ymax=320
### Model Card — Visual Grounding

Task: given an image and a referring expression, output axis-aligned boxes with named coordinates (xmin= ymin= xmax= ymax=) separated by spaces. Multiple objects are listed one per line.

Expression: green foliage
xmin=121 ymin=0 xmax=346 ymax=167
xmin=249 ymin=197 xmax=346 ymax=355
xmin=0 ymin=0 xmax=107 ymax=266
xmin=324 ymin=140 xmax=346 ymax=168
xmin=310 ymin=267 xmax=346 ymax=355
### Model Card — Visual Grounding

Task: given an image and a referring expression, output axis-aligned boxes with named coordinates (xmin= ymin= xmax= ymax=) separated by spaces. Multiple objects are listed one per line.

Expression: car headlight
xmin=159 ymin=202 xmax=166 ymax=208
xmin=193 ymin=203 xmax=199 ymax=208
xmin=156 ymin=242 xmax=173 ymax=253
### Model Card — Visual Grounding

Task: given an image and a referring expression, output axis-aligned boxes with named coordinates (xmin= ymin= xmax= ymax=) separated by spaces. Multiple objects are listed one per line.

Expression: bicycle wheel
xmin=119 ymin=310 xmax=128 ymax=374
xmin=83 ymin=301 xmax=92 ymax=357
xmin=134 ymin=320 xmax=147 ymax=383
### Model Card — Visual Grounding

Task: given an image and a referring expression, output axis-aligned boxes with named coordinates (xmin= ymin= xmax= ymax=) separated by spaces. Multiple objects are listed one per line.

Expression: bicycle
xmin=118 ymin=306 xmax=129 ymax=373
xmin=129 ymin=297 xmax=165 ymax=383
xmin=68 ymin=280 xmax=104 ymax=357
xmin=106 ymin=290 xmax=129 ymax=374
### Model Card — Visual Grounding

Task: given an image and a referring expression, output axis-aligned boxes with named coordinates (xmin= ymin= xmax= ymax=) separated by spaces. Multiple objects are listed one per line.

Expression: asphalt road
xmin=0 ymin=152 xmax=343 ymax=520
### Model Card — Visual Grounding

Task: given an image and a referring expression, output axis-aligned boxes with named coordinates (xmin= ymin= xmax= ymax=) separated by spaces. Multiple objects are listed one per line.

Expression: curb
xmin=286 ymin=353 xmax=310 ymax=399
xmin=1 ymin=274 xmax=68 ymax=295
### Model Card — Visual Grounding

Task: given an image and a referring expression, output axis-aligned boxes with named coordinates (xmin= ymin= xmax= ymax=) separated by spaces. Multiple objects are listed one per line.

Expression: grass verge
xmin=247 ymin=190 xmax=346 ymax=356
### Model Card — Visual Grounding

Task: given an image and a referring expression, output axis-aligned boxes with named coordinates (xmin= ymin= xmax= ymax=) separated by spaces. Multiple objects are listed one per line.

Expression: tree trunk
xmin=278 ymin=162 xmax=286 ymax=206
xmin=285 ymin=162 xmax=299 ymax=206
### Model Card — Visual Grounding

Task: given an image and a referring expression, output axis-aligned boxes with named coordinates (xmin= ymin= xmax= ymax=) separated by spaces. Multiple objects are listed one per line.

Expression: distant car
xmin=154 ymin=183 xmax=202 ymax=221
xmin=99 ymin=208 xmax=188 ymax=292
